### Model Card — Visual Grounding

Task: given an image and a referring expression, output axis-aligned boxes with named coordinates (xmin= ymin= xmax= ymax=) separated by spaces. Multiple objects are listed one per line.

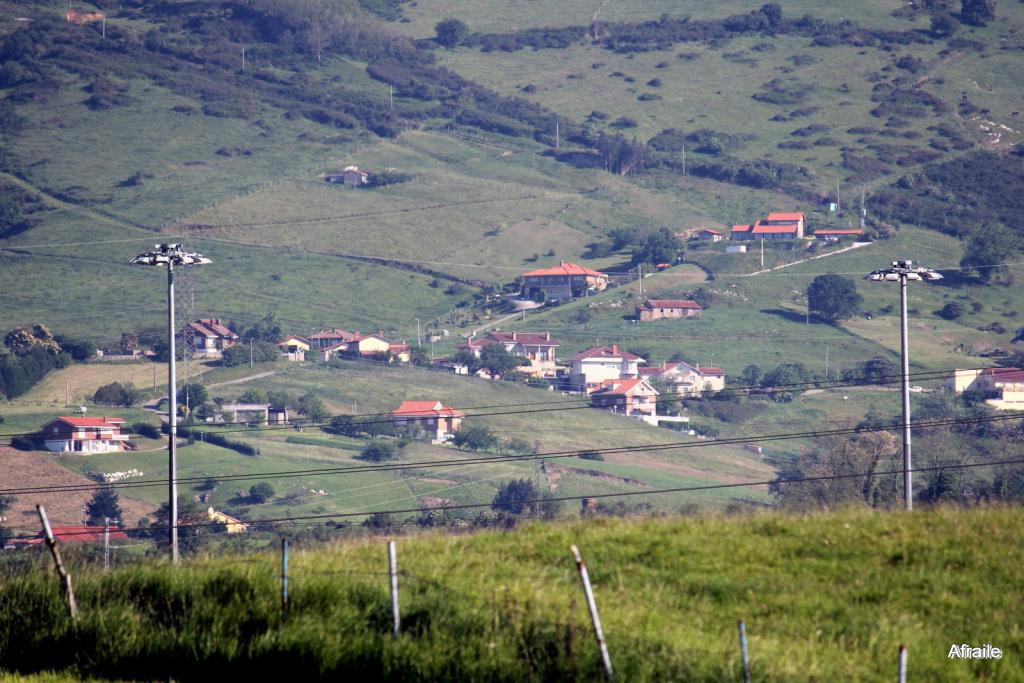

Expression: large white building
xmin=568 ymin=345 xmax=645 ymax=393
xmin=40 ymin=416 xmax=130 ymax=454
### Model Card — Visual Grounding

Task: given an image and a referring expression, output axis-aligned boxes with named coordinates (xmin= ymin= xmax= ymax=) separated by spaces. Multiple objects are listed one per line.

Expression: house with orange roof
xmin=390 ymin=400 xmax=465 ymax=442
xmin=639 ymin=360 xmax=725 ymax=396
xmin=590 ymin=378 xmax=659 ymax=422
xmin=458 ymin=331 xmax=559 ymax=377
xmin=521 ymin=261 xmax=608 ymax=301
xmin=636 ymin=299 xmax=702 ymax=321
xmin=946 ymin=367 xmax=1024 ymax=410
xmin=39 ymin=416 xmax=130 ymax=454
xmin=185 ymin=318 xmax=238 ymax=358
xmin=568 ymin=344 xmax=645 ymax=392
xmin=731 ymin=212 xmax=806 ymax=240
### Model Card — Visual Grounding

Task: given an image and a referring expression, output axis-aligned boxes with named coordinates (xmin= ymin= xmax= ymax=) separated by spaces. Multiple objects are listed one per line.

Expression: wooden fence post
xmin=570 ymin=544 xmax=612 ymax=678
xmin=388 ymin=540 xmax=399 ymax=638
xmin=898 ymin=644 xmax=907 ymax=683
xmin=37 ymin=505 xmax=78 ymax=621
xmin=738 ymin=620 xmax=751 ymax=683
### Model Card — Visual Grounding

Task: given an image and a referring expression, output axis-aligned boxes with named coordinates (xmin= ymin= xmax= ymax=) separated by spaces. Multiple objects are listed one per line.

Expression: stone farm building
xmin=390 ymin=401 xmax=465 ymax=442
xmin=458 ymin=331 xmax=559 ymax=377
xmin=636 ymin=299 xmax=702 ymax=321
xmin=40 ymin=416 xmax=130 ymax=454
xmin=521 ymin=261 xmax=608 ymax=301
xmin=325 ymin=166 xmax=368 ymax=185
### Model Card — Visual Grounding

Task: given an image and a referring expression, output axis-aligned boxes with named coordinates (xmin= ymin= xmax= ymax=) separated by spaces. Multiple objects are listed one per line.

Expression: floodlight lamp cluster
xmin=130 ymin=244 xmax=212 ymax=267
xmin=865 ymin=260 xmax=942 ymax=282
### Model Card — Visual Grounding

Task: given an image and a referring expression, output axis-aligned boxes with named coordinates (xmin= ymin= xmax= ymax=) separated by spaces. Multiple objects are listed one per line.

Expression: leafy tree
xmin=86 ymin=487 xmax=122 ymax=526
xmin=597 ymin=132 xmax=649 ymax=176
xmin=238 ymin=388 xmax=268 ymax=404
xmin=56 ymin=335 xmax=97 ymax=361
xmin=960 ymin=224 xmax=1017 ymax=283
xmin=632 ymin=227 xmax=683 ymax=266
xmin=267 ymin=390 xmax=292 ymax=410
xmin=249 ymin=482 xmax=276 ymax=503
xmin=4 ymin=324 xmax=60 ymax=355
xmin=608 ymin=227 xmax=638 ymax=249
xmin=491 ymin=478 xmax=540 ymax=514
xmin=919 ymin=469 xmax=961 ymax=504
xmin=478 ymin=344 xmax=529 ymax=380
xmin=862 ymin=355 xmax=898 ymax=385
xmin=502 ymin=438 xmax=536 ymax=455
xmin=452 ymin=423 xmax=498 ymax=452
xmin=120 ymin=333 xmax=139 ymax=355
xmin=409 ymin=346 xmax=430 ymax=367
xmin=579 ymin=450 xmax=604 ymax=461
xmin=961 ymin=0 xmax=996 ymax=24
xmin=939 ymin=300 xmax=965 ymax=320
xmin=452 ymin=350 xmax=480 ymax=372
xmin=740 ymin=364 xmax=762 ymax=387
xmin=244 ymin=312 xmax=282 ymax=343
xmin=807 ymin=274 xmax=862 ymax=323
xmin=761 ymin=363 xmax=812 ymax=402
xmin=296 ymin=392 xmax=328 ymax=421
xmin=435 ymin=18 xmax=469 ymax=47
xmin=930 ymin=9 xmax=958 ymax=36
xmin=689 ymin=287 xmax=713 ymax=309
xmin=179 ymin=383 xmax=209 ymax=409
xmin=358 ymin=441 xmax=397 ymax=462
xmin=92 ymin=381 xmax=140 ymax=407
xmin=149 ymin=497 xmax=214 ymax=555
xmin=363 ymin=512 xmax=395 ymax=529
xmin=0 ymin=187 xmax=22 ymax=238
xmin=325 ymin=414 xmax=360 ymax=437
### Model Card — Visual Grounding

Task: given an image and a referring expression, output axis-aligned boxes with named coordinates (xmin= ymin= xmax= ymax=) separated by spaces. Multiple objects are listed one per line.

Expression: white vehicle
xmin=909 ymin=385 xmax=924 ymax=393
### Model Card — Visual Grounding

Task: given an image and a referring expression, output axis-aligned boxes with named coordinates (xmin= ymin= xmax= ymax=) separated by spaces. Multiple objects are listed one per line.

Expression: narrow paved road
xmin=745 ymin=241 xmax=870 ymax=277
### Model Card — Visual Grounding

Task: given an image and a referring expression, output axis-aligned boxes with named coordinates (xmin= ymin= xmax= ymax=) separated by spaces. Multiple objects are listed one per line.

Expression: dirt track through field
xmin=0 ymin=447 xmax=155 ymax=535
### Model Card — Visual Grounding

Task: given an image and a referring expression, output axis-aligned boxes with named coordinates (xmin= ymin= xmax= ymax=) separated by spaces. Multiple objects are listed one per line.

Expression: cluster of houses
xmin=721 ymin=211 xmax=863 ymax=243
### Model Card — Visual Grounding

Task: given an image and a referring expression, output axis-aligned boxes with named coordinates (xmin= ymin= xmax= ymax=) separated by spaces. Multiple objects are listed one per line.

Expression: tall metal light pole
xmin=131 ymin=244 xmax=211 ymax=563
xmin=865 ymin=260 xmax=942 ymax=511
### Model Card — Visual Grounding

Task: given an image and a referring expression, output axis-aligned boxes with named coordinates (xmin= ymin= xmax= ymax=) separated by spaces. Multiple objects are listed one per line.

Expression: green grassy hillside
xmin=1 ymin=506 xmax=1020 ymax=681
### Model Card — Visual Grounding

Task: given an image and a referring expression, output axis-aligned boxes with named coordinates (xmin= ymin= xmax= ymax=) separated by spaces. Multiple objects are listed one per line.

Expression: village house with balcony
xmin=458 ymin=331 xmax=559 ymax=377
xmin=521 ymin=261 xmax=608 ymax=301
xmin=40 ymin=416 xmax=130 ymax=454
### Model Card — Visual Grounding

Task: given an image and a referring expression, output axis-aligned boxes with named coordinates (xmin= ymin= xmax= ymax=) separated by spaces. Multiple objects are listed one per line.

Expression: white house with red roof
xmin=636 ymin=299 xmax=702 ymax=321
xmin=390 ymin=400 xmax=465 ymax=442
xmin=40 ymin=416 xmax=130 ymax=453
xmin=185 ymin=318 xmax=238 ymax=358
xmin=521 ymin=261 xmax=608 ymax=301
xmin=458 ymin=331 xmax=559 ymax=377
xmin=590 ymin=378 xmax=659 ymax=422
xmin=277 ymin=335 xmax=309 ymax=362
xmin=639 ymin=361 xmax=725 ymax=396
xmin=568 ymin=344 xmax=645 ymax=392
xmin=946 ymin=367 xmax=1024 ymax=410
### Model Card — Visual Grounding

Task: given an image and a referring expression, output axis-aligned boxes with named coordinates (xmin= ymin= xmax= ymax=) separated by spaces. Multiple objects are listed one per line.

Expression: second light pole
xmin=865 ymin=260 xmax=942 ymax=510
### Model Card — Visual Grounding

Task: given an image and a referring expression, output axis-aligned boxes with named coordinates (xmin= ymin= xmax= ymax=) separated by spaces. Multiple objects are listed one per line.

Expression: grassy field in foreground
xmin=0 ymin=506 xmax=1020 ymax=681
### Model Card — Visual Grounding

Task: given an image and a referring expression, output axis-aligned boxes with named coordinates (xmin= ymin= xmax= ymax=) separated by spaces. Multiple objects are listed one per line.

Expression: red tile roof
xmin=522 ymin=261 xmax=607 ymax=278
xmin=46 ymin=416 xmax=127 ymax=428
xmin=639 ymin=299 xmax=702 ymax=310
xmin=391 ymin=401 xmax=465 ymax=418
xmin=197 ymin=319 xmax=236 ymax=338
xmin=698 ymin=366 xmax=724 ymax=376
xmin=766 ymin=212 xmax=804 ymax=222
xmin=984 ymin=367 xmax=1024 ymax=383
xmin=731 ymin=223 xmax=752 ymax=233
xmin=590 ymin=379 xmax=657 ymax=397
xmin=569 ymin=345 xmax=644 ymax=362
xmin=751 ymin=222 xmax=800 ymax=235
